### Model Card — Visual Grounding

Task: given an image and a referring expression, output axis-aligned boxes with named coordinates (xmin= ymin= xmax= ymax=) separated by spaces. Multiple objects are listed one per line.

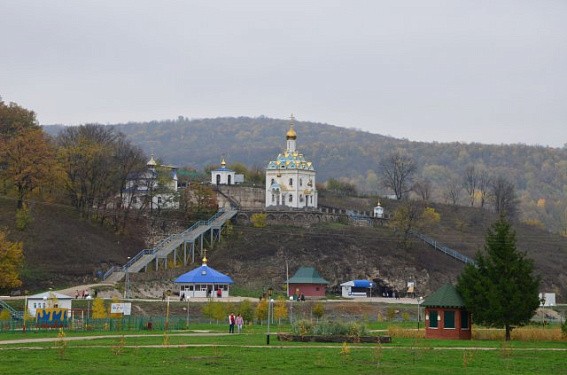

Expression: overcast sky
xmin=1 ymin=1 xmax=566 ymax=147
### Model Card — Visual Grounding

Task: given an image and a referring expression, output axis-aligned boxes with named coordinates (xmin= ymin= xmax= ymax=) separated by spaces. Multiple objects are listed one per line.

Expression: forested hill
xmin=43 ymin=117 xmax=567 ymax=233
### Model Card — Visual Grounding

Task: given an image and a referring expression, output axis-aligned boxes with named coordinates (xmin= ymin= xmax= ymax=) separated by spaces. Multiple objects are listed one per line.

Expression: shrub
xmin=250 ymin=213 xmax=266 ymax=228
xmin=562 ymin=319 xmax=567 ymax=338
xmin=312 ymin=302 xmax=324 ymax=321
xmin=238 ymin=299 xmax=254 ymax=323
xmin=0 ymin=310 xmax=11 ymax=321
xmin=291 ymin=320 xmax=368 ymax=337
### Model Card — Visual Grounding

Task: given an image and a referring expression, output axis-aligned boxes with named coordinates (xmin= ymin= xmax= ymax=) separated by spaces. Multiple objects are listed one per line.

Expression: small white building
xmin=265 ymin=115 xmax=317 ymax=209
xmin=340 ymin=280 xmax=374 ymax=298
xmin=373 ymin=202 xmax=384 ymax=218
xmin=26 ymin=291 xmax=73 ymax=317
xmin=211 ymin=159 xmax=242 ymax=186
xmin=122 ymin=154 xmax=179 ymax=210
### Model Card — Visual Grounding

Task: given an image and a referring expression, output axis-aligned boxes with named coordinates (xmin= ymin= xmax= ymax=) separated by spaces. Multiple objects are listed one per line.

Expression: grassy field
xmin=0 ymin=324 xmax=565 ymax=375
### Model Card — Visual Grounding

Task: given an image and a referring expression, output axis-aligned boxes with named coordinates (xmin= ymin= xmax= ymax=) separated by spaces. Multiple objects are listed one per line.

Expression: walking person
xmin=235 ymin=313 xmax=244 ymax=334
xmin=228 ymin=312 xmax=236 ymax=333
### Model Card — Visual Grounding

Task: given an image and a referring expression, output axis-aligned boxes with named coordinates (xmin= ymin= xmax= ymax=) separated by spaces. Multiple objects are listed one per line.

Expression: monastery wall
xmin=215 ymin=185 xmax=265 ymax=210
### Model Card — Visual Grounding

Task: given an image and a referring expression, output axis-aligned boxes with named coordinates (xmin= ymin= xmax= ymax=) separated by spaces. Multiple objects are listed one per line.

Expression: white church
xmin=265 ymin=116 xmax=317 ymax=209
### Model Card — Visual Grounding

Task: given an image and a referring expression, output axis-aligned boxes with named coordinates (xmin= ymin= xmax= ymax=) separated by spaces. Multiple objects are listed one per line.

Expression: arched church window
xmin=289 ymin=178 xmax=293 ymax=186
xmin=300 ymin=178 xmax=303 ymax=186
xmin=271 ymin=179 xmax=275 ymax=185
xmin=289 ymin=195 xmax=293 ymax=202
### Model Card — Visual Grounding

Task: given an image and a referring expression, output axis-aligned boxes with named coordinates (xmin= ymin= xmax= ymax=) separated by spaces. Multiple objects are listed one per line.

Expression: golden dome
xmin=286 ymin=114 xmax=297 ymax=140
xmin=286 ymin=125 xmax=297 ymax=140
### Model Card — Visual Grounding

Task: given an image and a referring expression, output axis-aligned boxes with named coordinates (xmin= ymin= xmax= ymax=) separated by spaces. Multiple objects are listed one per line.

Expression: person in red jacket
xmin=228 ymin=313 xmax=236 ymax=333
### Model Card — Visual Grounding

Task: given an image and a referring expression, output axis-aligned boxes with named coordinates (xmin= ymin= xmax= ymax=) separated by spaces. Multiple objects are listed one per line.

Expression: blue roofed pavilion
xmin=175 ymin=257 xmax=234 ymax=299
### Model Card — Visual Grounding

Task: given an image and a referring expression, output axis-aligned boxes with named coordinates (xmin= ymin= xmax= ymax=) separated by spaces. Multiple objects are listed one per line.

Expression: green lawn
xmin=0 ymin=328 xmax=565 ymax=375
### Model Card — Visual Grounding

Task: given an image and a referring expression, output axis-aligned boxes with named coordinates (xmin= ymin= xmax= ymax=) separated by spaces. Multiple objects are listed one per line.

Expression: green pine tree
xmin=457 ymin=217 xmax=540 ymax=341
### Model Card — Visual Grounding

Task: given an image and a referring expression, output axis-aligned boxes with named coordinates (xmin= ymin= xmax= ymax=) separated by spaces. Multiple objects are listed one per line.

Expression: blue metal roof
xmin=174 ymin=265 xmax=234 ymax=284
xmin=353 ymin=280 xmax=373 ymax=288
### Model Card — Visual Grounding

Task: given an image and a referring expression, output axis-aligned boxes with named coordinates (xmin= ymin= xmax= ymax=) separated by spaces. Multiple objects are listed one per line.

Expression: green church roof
xmin=287 ymin=267 xmax=329 ymax=285
xmin=422 ymin=283 xmax=466 ymax=308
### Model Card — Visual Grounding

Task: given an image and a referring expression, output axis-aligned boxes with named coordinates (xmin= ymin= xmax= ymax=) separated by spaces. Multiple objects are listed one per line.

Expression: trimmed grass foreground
xmin=0 ymin=329 xmax=565 ymax=374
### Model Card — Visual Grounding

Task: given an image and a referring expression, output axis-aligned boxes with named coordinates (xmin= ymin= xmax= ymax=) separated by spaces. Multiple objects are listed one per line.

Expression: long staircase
xmin=411 ymin=231 xmax=476 ymax=265
xmin=103 ymin=209 xmax=238 ymax=282
xmin=0 ymin=299 xmax=23 ymax=320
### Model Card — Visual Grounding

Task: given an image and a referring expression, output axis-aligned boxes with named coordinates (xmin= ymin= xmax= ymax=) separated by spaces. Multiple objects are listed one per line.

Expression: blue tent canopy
xmin=174 ymin=264 xmax=234 ymax=284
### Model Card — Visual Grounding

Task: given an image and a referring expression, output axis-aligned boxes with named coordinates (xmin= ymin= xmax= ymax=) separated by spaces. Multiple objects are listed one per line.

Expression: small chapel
xmin=265 ymin=115 xmax=317 ymax=209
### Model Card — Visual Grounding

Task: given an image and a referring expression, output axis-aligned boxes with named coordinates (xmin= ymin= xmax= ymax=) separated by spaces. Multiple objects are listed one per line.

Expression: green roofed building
xmin=287 ymin=266 xmax=329 ymax=298
xmin=422 ymin=283 xmax=471 ymax=340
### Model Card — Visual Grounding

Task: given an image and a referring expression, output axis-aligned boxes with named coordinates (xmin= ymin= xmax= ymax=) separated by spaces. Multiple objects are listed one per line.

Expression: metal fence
xmin=0 ymin=316 xmax=194 ymax=334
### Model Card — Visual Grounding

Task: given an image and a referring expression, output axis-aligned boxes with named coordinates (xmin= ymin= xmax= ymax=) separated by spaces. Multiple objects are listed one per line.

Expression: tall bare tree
xmin=443 ymin=177 xmax=462 ymax=206
xmin=463 ymin=165 xmax=478 ymax=206
xmin=413 ymin=178 xmax=432 ymax=202
xmin=490 ymin=176 xmax=519 ymax=220
xmin=477 ymin=169 xmax=492 ymax=208
xmin=379 ymin=151 xmax=417 ymax=200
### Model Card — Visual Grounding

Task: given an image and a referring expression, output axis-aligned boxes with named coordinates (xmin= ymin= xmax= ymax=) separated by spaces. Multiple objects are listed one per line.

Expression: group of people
xmin=292 ymin=292 xmax=306 ymax=301
xmin=75 ymin=290 xmax=90 ymax=299
xmin=228 ymin=312 xmax=244 ymax=333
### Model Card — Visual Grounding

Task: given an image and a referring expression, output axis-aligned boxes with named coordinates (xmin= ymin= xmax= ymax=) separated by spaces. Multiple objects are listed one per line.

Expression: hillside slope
xmin=207 ymin=197 xmax=565 ymax=300
xmin=0 ymin=197 xmax=145 ymax=291
xmin=2 ymin=195 xmax=565 ymax=301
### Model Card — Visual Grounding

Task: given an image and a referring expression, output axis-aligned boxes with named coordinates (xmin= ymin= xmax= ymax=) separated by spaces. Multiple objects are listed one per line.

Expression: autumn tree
xmin=379 ymin=151 xmax=417 ymax=200
xmin=255 ymin=299 xmax=268 ymax=324
xmin=390 ymin=200 xmax=425 ymax=247
xmin=0 ymin=101 xmax=58 ymax=210
xmin=1 ymin=128 xmax=58 ymax=209
xmin=92 ymin=297 xmax=108 ymax=319
xmin=57 ymin=125 xmax=121 ymax=213
xmin=457 ymin=217 xmax=540 ymax=341
xmin=57 ymin=125 xmax=146 ymax=226
xmin=181 ymin=182 xmax=218 ymax=220
xmin=0 ymin=230 xmax=24 ymax=290
xmin=238 ymin=299 xmax=254 ymax=323
xmin=202 ymin=300 xmax=226 ymax=324
xmin=273 ymin=296 xmax=288 ymax=324
xmin=0 ymin=100 xmax=39 ymax=137
xmin=390 ymin=201 xmax=440 ymax=247
xmin=312 ymin=302 xmax=325 ymax=322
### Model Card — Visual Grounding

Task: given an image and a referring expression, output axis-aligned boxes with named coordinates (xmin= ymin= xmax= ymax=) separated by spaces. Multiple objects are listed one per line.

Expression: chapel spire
xmin=286 ymin=114 xmax=297 ymax=152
